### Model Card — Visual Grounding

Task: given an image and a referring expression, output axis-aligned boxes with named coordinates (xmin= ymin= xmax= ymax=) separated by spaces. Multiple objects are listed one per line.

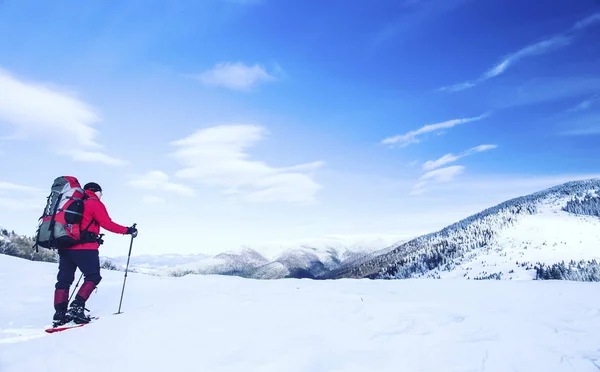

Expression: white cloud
xmin=439 ymin=13 xmax=600 ymax=92
xmin=415 ymin=144 xmax=496 ymax=193
xmin=0 ymin=181 xmax=42 ymax=193
xmin=422 ymin=154 xmax=461 ymax=171
xmin=470 ymin=144 xmax=497 ymax=152
xmin=169 ymin=124 xmax=324 ymax=204
xmin=484 ymin=36 xmax=570 ymax=79
xmin=0 ymin=67 xmax=125 ymax=165
xmin=422 ymin=144 xmax=496 ymax=171
xmin=192 ymin=62 xmax=277 ymax=91
xmin=128 ymin=171 xmax=196 ymax=196
xmin=382 ymin=113 xmax=489 ymax=147
xmin=411 ymin=165 xmax=465 ymax=195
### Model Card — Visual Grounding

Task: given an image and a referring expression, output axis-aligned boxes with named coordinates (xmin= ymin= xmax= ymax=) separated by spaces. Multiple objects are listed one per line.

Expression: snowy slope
xmin=2 ymin=254 xmax=600 ymax=371
xmin=324 ymin=179 xmax=600 ymax=280
xmin=426 ymin=202 xmax=600 ymax=280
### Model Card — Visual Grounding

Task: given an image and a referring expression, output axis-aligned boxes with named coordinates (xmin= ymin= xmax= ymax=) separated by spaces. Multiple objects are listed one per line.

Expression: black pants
xmin=55 ymin=249 xmax=102 ymax=290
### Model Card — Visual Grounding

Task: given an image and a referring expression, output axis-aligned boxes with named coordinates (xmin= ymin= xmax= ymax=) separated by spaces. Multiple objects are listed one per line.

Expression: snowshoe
xmin=66 ymin=303 xmax=92 ymax=324
xmin=52 ymin=309 xmax=72 ymax=327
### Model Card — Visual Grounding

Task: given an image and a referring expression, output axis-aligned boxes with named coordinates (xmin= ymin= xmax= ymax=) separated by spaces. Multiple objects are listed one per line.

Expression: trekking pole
xmin=115 ymin=223 xmax=136 ymax=315
xmin=69 ymin=272 xmax=84 ymax=302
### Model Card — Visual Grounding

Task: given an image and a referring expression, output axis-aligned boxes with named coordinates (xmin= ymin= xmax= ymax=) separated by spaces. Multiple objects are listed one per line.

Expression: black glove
xmin=126 ymin=226 xmax=138 ymax=238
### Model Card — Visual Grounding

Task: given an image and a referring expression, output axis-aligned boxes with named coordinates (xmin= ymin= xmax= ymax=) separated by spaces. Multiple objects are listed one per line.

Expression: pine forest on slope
xmin=320 ymin=179 xmax=600 ymax=281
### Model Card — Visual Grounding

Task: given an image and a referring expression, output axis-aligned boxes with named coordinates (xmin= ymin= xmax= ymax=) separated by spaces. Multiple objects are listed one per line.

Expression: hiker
xmin=52 ymin=182 xmax=138 ymax=326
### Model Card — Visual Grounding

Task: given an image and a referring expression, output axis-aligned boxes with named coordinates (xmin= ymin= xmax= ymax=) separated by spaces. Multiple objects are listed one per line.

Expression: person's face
xmin=95 ymin=191 xmax=102 ymax=200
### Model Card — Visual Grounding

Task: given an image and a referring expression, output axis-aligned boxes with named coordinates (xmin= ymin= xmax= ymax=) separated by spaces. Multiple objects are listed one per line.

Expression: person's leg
xmin=53 ymin=249 xmax=76 ymax=326
xmin=67 ymin=249 xmax=101 ymax=323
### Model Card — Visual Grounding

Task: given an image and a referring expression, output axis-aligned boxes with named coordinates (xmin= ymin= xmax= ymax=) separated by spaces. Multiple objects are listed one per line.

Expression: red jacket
xmin=67 ymin=189 xmax=129 ymax=250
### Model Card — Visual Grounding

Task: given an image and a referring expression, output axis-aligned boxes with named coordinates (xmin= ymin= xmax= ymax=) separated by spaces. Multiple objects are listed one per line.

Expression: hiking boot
xmin=67 ymin=301 xmax=91 ymax=324
xmin=52 ymin=309 xmax=72 ymax=327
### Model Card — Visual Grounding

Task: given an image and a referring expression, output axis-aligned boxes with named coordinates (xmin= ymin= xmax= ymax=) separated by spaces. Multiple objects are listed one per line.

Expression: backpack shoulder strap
xmin=80 ymin=195 xmax=97 ymax=234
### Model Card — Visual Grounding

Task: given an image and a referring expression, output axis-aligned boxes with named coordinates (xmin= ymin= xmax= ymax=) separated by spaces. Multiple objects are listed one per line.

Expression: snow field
xmin=1 ymin=253 xmax=600 ymax=371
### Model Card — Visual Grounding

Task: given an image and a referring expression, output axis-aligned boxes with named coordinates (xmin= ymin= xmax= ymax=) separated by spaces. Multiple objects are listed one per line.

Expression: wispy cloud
xmin=573 ymin=12 xmax=600 ymax=30
xmin=0 ymin=180 xmax=45 ymax=211
xmin=191 ymin=62 xmax=278 ymax=91
xmin=411 ymin=165 xmax=465 ymax=195
xmin=568 ymin=94 xmax=600 ymax=112
xmin=0 ymin=197 xmax=44 ymax=211
xmin=382 ymin=113 xmax=490 ymax=148
xmin=439 ymin=12 xmax=600 ymax=92
xmin=471 ymin=144 xmax=497 ymax=152
xmin=128 ymin=171 xmax=196 ymax=197
xmin=0 ymin=181 xmax=42 ymax=193
xmin=422 ymin=154 xmax=461 ymax=171
xmin=0 ymin=67 xmax=126 ymax=166
xmin=491 ymin=76 xmax=600 ymax=109
xmin=169 ymin=124 xmax=324 ymax=204
xmin=422 ymin=144 xmax=497 ymax=171
xmin=558 ymin=113 xmax=600 ymax=136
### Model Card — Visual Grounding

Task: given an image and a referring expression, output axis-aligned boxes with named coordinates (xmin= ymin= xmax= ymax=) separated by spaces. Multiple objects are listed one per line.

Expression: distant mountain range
xmin=3 ymin=179 xmax=600 ymax=281
xmin=105 ymin=239 xmax=402 ymax=279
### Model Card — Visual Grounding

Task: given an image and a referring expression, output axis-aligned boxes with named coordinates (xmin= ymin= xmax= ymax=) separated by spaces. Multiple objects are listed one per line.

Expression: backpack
xmin=33 ymin=176 xmax=94 ymax=251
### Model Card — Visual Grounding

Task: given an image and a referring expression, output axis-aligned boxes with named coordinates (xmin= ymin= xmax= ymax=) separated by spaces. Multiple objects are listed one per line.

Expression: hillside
xmin=321 ymin=179 xmax=600 ymax=280
xmin=2 ymin=253 xmax=600 ymax=371
xmin=0 ymin=227 xmax=56 ymax=263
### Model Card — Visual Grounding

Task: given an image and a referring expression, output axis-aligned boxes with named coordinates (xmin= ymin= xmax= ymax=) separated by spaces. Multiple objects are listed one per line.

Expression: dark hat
xmin=83 ymin=182 xmax=102 ymax=192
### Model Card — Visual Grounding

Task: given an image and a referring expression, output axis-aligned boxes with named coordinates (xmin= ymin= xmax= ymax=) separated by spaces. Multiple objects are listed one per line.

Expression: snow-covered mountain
xmin=110 ymin=242 xmax=400 ymax=279
xmin=1 ymin=224 xmax=403 ymax=279
xmin=321 ymin=179 xmax=600 ymax=280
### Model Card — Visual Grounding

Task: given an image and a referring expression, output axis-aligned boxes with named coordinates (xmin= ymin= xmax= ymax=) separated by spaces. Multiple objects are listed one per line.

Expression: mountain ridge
xmin=319 ymin=178 xmax=600 ymax=280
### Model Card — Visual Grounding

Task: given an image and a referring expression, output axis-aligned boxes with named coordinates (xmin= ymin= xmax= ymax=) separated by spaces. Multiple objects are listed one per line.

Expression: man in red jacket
xmin=53 ymin=182 xmax=138 ymax=326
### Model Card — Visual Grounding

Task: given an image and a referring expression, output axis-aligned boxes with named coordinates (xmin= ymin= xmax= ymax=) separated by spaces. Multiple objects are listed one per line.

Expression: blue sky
xmin=1 ymin=0 xmax=599 ymax=257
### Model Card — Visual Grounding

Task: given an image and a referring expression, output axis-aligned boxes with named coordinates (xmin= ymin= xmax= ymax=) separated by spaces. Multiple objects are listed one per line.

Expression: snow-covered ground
xmin=2 ymin=254 xmax=600 ymax=371
xmin=425 ymin=201 xmax=600 ymax=280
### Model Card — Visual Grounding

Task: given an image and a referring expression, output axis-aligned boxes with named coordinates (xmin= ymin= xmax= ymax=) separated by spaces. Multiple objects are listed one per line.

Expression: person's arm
xmin=89 ymin=200 xmax=129 ymax=234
